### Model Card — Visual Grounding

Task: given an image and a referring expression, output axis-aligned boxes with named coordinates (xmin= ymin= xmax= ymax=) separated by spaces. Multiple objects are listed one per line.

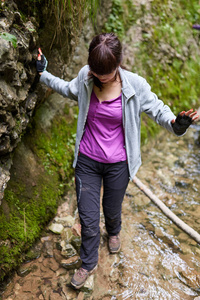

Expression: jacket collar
xmin=119 ymin=67 xmax=136 ymax=101
xmin=84 ymin=65 xmax=136 ymax=101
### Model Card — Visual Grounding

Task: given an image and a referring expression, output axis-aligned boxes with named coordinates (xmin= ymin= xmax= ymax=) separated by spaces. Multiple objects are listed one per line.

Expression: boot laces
xmin=77 ymin=267 xmax=88 ymax=278
xmin=110 ymin=235 xmax=119 ymax=243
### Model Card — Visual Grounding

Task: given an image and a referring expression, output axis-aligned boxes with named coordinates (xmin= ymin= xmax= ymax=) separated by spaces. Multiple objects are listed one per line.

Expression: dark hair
xmin=88 ymin=33 xmax=123 ymax=88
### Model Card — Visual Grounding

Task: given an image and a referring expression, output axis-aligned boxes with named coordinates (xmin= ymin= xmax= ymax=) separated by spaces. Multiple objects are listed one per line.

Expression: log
xmin=133 ymin=176 xmax=200 ymax=244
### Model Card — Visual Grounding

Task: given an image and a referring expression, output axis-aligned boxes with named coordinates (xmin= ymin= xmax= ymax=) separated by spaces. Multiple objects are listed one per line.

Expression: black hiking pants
xmin=75 ymin=152 xmax=129 ymax=271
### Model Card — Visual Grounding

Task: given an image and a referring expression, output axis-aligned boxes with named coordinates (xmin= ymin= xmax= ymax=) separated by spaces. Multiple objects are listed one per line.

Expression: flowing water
xmin=1 ymin=126 xmax=200 ymax=300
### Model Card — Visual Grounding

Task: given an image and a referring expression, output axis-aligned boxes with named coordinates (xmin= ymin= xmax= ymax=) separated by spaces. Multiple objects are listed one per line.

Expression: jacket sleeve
xmin=40 ymin=71 xmax=79 ymax=101
xmin=139 ymin=78 xmax=176 ymax=134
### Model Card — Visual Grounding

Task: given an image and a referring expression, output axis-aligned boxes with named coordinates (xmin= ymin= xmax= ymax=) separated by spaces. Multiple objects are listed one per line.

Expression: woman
xmin=37 ymin=33 xmax=199 ymax=289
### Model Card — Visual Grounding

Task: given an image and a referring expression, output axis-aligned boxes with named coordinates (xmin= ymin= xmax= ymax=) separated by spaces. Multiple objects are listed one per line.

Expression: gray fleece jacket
xmin=40 ymin=65 xmax=176 ymax=179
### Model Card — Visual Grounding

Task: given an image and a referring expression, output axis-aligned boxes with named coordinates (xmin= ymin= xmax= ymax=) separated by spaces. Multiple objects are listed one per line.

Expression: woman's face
xmin=91 ymin=69 xmax=117 ymax=84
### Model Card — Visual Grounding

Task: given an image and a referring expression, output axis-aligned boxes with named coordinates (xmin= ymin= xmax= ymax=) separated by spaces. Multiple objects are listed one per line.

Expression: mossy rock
xmin=0 ymin=95 xmax=78 ymax=282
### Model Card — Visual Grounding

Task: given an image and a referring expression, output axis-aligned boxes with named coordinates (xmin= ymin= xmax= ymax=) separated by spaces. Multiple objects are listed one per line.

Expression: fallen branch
xmin=133 ymin=176 xmax=200 ymax=244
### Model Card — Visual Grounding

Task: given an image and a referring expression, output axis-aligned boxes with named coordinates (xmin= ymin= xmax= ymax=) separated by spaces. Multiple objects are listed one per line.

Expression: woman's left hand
xmin=171 ymin=109 xmax=199 ymax=135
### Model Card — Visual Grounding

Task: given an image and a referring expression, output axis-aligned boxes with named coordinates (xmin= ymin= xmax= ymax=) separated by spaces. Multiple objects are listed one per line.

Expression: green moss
xmin=103 ymin=0 xmax=137 ymax=38
xmin=0 ymin=102 xmax=78 ymax=282
xmin=35 ymin=105 xmax=78 ymax=185
xmin=131 ymin=0 xmax=200 ymax=144
xmin=134 ymin=0 xmax=200 ymax=109
xmin=0 ymin=174 xmax=58 ymax=280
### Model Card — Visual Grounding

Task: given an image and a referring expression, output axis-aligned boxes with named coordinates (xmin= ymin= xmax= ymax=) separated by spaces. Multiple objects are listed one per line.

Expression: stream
xmin=1 ymin=125 xmax=200 ymax=300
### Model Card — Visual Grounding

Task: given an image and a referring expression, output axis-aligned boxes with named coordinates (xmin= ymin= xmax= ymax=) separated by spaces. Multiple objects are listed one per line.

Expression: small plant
xmin=0 ymin=32 xmax=17 ymax=48
xmin=103 ymin=0 xmax=136 ymax=39
xmin=49 ymin=0 xmax=100 ymax=48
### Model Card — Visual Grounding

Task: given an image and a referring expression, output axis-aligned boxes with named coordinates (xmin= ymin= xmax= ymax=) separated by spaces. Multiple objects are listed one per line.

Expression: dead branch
xmin=133 ymin=176 xmax=200 ymax=244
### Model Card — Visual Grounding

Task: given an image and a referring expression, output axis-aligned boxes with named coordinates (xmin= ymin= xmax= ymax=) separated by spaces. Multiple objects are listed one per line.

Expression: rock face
xmin=0 ymin=0 xmax=110 ymax=204
xmin=0 ymin=0 xmax=111 ymax=282
xmin=0 ymin=1 xmax=42 ymax=202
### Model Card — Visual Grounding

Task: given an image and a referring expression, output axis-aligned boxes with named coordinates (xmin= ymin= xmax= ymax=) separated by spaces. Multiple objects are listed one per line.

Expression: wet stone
xmin=41 ymin=236 xmax=52 ymax=243
xmin=56 ymin=267 xmax=68 ymax=277
xmin=132 ymin=193 xmax=151 ymax=207
xmin=60 ymin=256 xmax=81 ymax=270
xmin=61 ymin=227 xmax=73 ymax=242
xmin=53 ymin=248 xmax=64 ymax=264
xmin=49 ymin=290 xmax=63 ymax=300
xmin=57 ymin=274 xmax=70 ymax=289
xmin=40 ymin=284 xmax=52 ymax=300
xmin=155 ymin=227 xmax=165 ymax=239
xmin=77 ymin=291 xmax=85 ymax=300
xmin=70 ymin=235 xmax=81 ymax=253
xmin=22 ymin=279 xmax=33 ymax=292
xmin=72 ymin=223 xmax=81 ymax=237
xmin=178 ymin=232 xmax=189 ymax=242
xmin=62 ymin=284 xmax=78 ymax=299
xmin=81 ymin=275 xmax=94 ymax=293
xmin=179 ymin=270 xmax=200 ymax=291
xmin=55 ymin=215 xmax=75 ymax=227
xmin=42 ymin=258 xmax=60 ymax=272
xmin=17 ymin=264 xmax=32 ymax=277
xmin=24 ymin=246 xmax=41 ymax=261
xmin=43 ymin=240 xmax=54 ymax=257
xmin=180 ymin=243 xmax=193 ymax=254
xmin=109 ymin=268 xmax=120 ymax=283
xmin=61 ymin=242 xmax=77 ymax=258
xmin=40 ymin=264 xmax=55 ymax=277
xmin=49 ymin=223 xmax=64 ymax=234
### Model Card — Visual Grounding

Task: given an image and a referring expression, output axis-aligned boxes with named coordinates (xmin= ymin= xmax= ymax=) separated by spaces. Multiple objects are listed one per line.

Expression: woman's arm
xmin=40 ymin=71 xmax=79 ymax=101
xmin=37 ymin=48 xmax=79 ymax=101
xmin=139 ymin=78 xmax=199 ymax=134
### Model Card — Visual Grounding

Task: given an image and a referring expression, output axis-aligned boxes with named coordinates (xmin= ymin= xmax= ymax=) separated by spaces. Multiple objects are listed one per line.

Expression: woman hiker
xmin=36 ymin=33 xmax=199 ymax=289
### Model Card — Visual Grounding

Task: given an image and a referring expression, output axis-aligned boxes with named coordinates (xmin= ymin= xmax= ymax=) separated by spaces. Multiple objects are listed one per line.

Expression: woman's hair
xmin=88 ymin=33 xmax=123 ymax=88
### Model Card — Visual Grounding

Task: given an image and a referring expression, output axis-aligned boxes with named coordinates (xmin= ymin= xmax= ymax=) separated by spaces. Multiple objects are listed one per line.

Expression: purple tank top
xmin=79 ymin=90 xmax=127 ymax=163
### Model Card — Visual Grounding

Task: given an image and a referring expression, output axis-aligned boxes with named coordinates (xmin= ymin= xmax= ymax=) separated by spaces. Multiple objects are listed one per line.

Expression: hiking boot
xmin=108 ymin=234 xmax=121 ymax=253
xmin=71 ymin=265 xmax=97 ymax=289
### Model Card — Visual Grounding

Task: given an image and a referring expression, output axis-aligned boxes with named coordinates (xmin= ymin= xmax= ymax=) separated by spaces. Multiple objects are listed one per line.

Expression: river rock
xmin=61 ymin=228 xmax=73 ymax=244
xmin=54 ymin=215 xmax=75 ymax=227
xmin=180 ymin=243 xmax=193 ymax=254
xmin=133 ymin=193 xmax=151 ymax=207
xmin=70 ymin=235 xmax=81 ymax=253
xmin=179 ymin=270 xmax=200 ymax=291
xmin=60 ymin=256 xmax=81 ymax=270
xmin=40 ymin=284 xmax=51 ymax=300
xmin=43 ymin=240 xmax=54 ymax=258
xmin=25 ymin=246 xmax=41 ymax=261
xmin=71 ymin=223 xmax=81 ymax=236
xmin=155 ymin=227 xmax=165 ymax=239
xmin=157 ymin=168 xmax=175 ymax=187
xmin=49 ymin=223 xmax=64 ymax=234
xmin=17 ymin=265 xmax=32 ymax=277
xmin=61 ymin=242 xmax=77 ymax=258
xmin=178 ymin=232 xmax=189 ymax=242
xmin=81 ymin=274 xmax=94 ymax=293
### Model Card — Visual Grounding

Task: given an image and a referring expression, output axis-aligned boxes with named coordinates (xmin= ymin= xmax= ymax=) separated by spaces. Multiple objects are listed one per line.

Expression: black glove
xmin=172 ymin=112 xmax=193 ymax=135
xmin=36 ymin=54 xmax=48 ymax=73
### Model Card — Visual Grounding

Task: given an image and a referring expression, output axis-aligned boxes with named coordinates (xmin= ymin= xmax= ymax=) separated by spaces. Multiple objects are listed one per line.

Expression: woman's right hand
xmin=36 ymin=48 xmax=48 ymax=75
